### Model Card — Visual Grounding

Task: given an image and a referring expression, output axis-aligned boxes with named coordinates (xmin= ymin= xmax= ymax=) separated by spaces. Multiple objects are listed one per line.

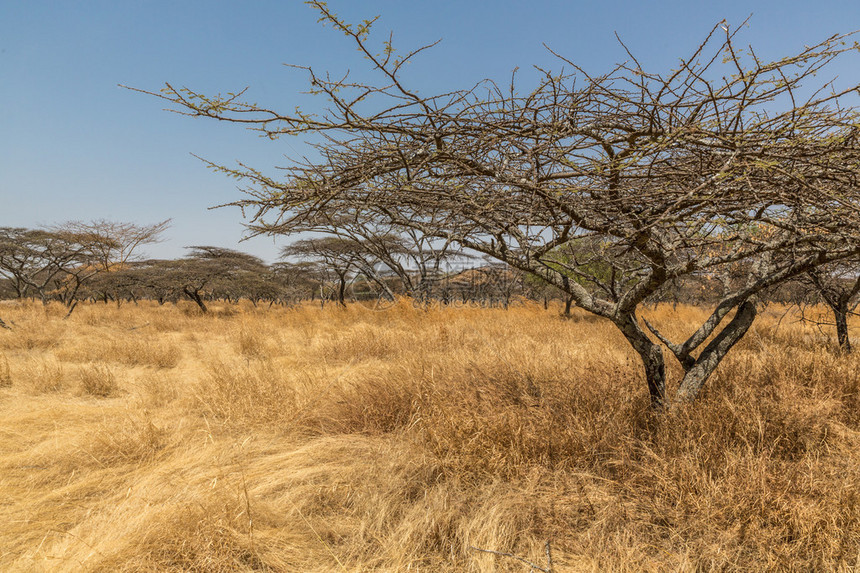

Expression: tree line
xmin=0 ymin=223 xmax=579 ymax=314
xmin=2 ymin=221 xmax=857 ymax=348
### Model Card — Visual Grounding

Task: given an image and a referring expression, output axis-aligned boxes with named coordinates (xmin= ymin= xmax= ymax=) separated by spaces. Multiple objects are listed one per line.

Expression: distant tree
xmin=113 ymin=247 xmax=269 ymax=312
xmin=0 ymin=228 xmax=32 ymax=299
xmin=271 ymin=260 xmax=329 ymax=304
xmin=172 ymin=246 xmax=269 ymax=312
xmin=471 ymin=262 xmax=524 ymax=309
xmin=281 ymin=237 xmax=374 ymax=307
xmin=59 ymin=220 xmax=170 ymax=272
xmin=0 ymin=221 xmax=169 ymax=316
xmin=796 ymin=262 xmax=860 ymax=353
xmin=0 ymin=227 xmax=109 ymax=312
xmin=54 ymin=221 xmax=170 ymax=315
xmin=86 ymin=259 xmax=165 ymax=305
xmin=278 ymin=211 xmax=464 ymax=303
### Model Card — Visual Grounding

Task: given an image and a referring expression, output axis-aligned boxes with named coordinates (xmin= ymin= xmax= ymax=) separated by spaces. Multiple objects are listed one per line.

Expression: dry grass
xmin=0 ymin=299 xmax=859 ymax=571
xmin=77 ymin=364 xmax=118 ymax=397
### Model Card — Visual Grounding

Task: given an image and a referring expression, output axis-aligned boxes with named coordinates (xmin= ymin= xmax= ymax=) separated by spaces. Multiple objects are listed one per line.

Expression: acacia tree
xmin=120 ymin=260 xmax=179 ymax=305
xmin=62 ymin=220 xmax=170 ymax=280
xmin=280 ymin=210 xmax=463 ymax=303
xmin=794 ymin=262 xmax=860 ymax=353
xmin=137 ymin=8 xmax=860 ymax=408
xmin=271 ymin=260 xmax=331 ymax=304
xmin=0 ymin=221 xmax=168 ymax=315
xmin=174 ymin=246 xmax=269 ymax=312
xmin=0 ymin=228 xmax=36 ymax=299
xmin=51 ymin=221 xmax=170 ymax=315
xmin=0 ymin=227 xmax=110 ymax=308
xmin=281 ymin=237 xmax=379 ymax=306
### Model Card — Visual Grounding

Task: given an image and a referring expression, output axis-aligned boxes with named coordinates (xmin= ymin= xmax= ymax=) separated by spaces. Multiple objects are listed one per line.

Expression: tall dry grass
xmin=0 ymin=299 xmax=858 ymax=571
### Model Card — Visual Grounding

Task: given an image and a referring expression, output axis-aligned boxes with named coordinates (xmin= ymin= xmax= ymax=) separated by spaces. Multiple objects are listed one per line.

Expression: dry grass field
xmin=0 ymin=300 xmax=859 ymax=572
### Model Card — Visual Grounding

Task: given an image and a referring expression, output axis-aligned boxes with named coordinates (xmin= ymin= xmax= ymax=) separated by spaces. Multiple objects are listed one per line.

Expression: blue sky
xmin=2 ymin=0 xmax=858 ymax=261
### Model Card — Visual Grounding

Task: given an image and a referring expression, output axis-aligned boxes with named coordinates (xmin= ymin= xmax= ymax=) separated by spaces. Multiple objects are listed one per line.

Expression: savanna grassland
xmin=1 ymin=300 xmax=859 ymax=572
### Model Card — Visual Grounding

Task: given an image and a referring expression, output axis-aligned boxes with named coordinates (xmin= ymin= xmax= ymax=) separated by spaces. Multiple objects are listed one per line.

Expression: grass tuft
xmin=78 ymin=364 xmax=117 ymax=397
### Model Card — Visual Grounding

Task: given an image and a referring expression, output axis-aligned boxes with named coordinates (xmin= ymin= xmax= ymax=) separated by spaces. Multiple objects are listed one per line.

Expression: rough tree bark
xmin=616 ymin=312 xmax=666 ymax=408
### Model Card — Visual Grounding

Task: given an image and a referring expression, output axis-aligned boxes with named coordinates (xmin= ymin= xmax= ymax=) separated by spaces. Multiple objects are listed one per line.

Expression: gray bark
xmin=834 ymin=302 xmax=851 ymax=353
xmin=675 ymin=300 xmax=757 ymax=401
xmin=616 ymin=312 xmax=666 ymax=409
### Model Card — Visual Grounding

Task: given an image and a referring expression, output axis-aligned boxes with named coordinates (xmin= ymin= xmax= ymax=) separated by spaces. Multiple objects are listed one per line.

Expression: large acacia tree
xmin=135 ymin=7 xmax=860 ymax=408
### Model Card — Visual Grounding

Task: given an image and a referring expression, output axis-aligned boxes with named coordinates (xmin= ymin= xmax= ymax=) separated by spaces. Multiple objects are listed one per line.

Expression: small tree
xmin=796 ymin=262 xmax=860 ymax=353
xmin=281 ymin=237 xmax=375 ymax=306
xmin=177 ymin=246 xmax=269 ymax=312
xmin=58 ymin=220 xmax=170 ymax=272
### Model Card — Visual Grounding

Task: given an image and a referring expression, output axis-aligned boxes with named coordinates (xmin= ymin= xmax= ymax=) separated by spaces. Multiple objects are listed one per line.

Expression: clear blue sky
xmin=2 ymin=0 xmax=858 ymax=261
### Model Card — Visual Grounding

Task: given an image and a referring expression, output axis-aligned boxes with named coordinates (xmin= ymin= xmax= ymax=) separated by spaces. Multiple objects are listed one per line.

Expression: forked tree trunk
xmin=616 ymin=312 xmax=666 ymax=409
xmin=675 ymin=300 xmax=757 ymax=401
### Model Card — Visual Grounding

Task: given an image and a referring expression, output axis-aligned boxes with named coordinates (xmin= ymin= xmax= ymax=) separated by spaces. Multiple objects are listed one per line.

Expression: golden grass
xmin=0 ymin=299 xmax=859 ymax=571
xmin=77 ymin=364 xmax=118 ymax=397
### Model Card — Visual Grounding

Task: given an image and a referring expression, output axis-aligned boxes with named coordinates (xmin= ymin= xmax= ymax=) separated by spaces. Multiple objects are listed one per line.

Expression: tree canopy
xmin=134 ymin=6 xmax=860 ymax=407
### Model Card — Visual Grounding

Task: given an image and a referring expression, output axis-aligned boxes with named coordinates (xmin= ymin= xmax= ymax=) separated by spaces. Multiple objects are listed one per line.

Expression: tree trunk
xmin=616 ymin=312 xmax=666 ymax=409
xmin=338 ymin=277 xmax=347 ymax=307
xmin=833 ymin=301 xmax=851 ymax=353
xmin=63 ymin=301 xmax=78 ymax=320
xmin=676 ymin=300 xmax=757 ymax=401
xmin=561 ymin=276 xmax=574 ymax=316
xmin=183 ymin=288 xmax=208 ymax=313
